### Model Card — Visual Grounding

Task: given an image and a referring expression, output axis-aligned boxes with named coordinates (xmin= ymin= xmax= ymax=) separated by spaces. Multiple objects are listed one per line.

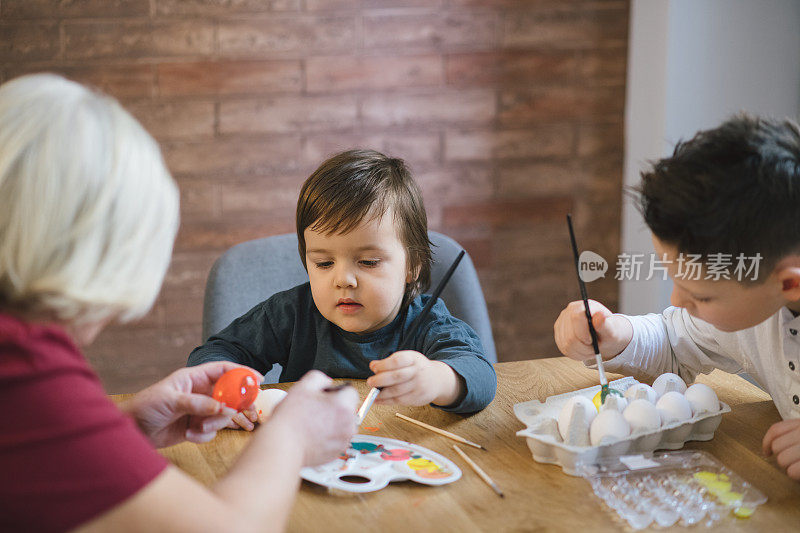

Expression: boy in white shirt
xmin=554 ymin=114 xmax=800 ymax=481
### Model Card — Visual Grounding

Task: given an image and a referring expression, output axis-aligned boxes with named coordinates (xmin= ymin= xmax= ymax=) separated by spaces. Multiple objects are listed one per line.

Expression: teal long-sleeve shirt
xmin=187 ymin=282 xmax=496 ymax=413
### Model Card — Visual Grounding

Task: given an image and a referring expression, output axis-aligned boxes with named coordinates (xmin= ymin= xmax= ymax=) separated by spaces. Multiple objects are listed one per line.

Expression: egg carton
xmin=576 ymin=450 xmax=767 ymax=529
xmin=514 ymin=377 xmax=731 ymax=476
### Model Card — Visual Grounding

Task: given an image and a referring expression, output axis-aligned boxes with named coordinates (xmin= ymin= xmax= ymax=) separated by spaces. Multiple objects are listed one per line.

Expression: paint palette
xmin=300 ymin=435 xmax=461 ymax=494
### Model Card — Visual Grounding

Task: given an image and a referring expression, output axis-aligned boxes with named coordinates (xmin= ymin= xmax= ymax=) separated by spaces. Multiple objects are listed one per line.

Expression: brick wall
xmin=0 ymin=0 xmax=628 ymax=393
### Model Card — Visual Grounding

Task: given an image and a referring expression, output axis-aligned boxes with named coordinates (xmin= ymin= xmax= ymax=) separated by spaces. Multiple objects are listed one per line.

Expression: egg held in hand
xmin=254 ymin=388 xmax=288 ymax=423
xmin=212 ymin=368 xmax=260 ymax=411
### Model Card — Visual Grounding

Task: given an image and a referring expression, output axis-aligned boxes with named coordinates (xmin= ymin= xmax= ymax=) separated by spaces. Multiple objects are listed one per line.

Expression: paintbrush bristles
xmin=355 ymin=387 xmax=380 ymax=426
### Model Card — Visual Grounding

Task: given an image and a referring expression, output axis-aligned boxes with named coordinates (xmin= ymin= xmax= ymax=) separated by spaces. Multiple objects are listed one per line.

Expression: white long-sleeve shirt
xmin=602 ymin=306 xmax=800 ymax=420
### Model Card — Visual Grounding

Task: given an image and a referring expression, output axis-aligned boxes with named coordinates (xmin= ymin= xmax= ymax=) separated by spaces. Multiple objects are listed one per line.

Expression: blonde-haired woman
xmin=0 ymin=74 xmax=357 ymax=532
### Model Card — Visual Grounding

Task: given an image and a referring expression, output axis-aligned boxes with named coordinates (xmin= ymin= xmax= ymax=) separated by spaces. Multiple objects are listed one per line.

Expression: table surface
xmin=116 ymin=358 xmax=800 ymax=532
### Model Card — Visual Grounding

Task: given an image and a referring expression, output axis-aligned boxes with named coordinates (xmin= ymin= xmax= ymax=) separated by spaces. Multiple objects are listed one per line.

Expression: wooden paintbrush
xmin=355 ymin=250 xmax=466 ymax=425
xmin=453 ymin=444 xmax=503 ymax=498
xmin=566 ymin=214 xmax=622 ymax=404
xmin=395 ymin=413 xmax=485 ymax=450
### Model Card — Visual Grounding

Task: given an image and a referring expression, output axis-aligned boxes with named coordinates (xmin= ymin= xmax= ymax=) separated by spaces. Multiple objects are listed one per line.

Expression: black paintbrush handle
xmin=357 ymin=251 xmax=466 ymax=423
xmin=566 ymin=214 xmax=601 ymax=354
xmin=323 ymin=382 xmax=353 ymax=393
xmin=399 ymin=250 xmax=466 ymax=350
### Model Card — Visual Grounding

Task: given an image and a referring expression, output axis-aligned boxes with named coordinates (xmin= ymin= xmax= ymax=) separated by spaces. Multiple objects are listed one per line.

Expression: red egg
xmin=212 ymin=368 xmax=259 ymax=411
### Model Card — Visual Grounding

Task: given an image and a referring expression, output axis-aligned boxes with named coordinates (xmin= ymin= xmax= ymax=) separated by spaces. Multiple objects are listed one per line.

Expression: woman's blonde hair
xmin=0 ymin=74 xmax=179 ymax=325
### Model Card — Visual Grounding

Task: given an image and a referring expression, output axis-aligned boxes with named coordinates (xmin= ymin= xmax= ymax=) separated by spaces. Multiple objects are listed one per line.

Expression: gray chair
xmin=201 ymin=231 xmax=497 ymax=383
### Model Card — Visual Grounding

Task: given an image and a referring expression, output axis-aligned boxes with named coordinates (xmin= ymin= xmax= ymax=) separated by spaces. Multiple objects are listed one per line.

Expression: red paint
xmin=380 ymin=449 xmax=411 ymax=461
xmin=212 ymin=368 xmax=259 ymax=411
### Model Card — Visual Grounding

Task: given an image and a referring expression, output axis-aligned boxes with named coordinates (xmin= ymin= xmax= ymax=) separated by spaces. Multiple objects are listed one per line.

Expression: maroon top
xmin=0 ymin=313 xmax=168 ymax=532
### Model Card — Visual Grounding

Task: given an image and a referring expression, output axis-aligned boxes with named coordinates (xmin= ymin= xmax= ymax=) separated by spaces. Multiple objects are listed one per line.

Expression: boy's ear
xmin=776 ymin=264 xmax=800 ymax=300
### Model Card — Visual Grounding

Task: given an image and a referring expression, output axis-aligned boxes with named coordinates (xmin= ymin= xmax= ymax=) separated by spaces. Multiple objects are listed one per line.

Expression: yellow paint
xmin=693 ymin=471 xmax=718 ymax=483
xmin=592 ymin=391 xmax=602 ymax=411
xmin=717 ymin=491 xmax=742 ymax=505
xmin=706 ymin=480 xmax=733 ymax=496
xmin=406 ymin=457 xmax=452 ymax=479
xmin=693 ymin=470 xmax=755 ymax=517
xmin=407 ymin=458 xmax=437 ymax=470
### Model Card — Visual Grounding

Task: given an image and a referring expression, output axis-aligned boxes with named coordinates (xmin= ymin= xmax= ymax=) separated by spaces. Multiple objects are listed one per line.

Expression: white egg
xmin=254 ymin=388 xmax=288 ymax=422
xmin=599 ymin=394 xmax=628 ymax=413
xmin=652 ymin=373 xmax=687 ymax=398
xmin=624 ymin=383 xmax=658 ymax=404
xmin=623 ymin=399 xmax=662 ymax=433
xmin=655 ymin=391 xmax=693 ymax=424
xmin=590 ymin=409 xmax=631 ymax=446
xmin=557 ymin=396 xmax=597 ymax=443
xmin=684 ymin=383 xmax=719 ymax=415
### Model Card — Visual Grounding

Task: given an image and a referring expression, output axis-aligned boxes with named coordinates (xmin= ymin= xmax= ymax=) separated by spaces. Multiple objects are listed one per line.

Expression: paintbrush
xmin=566 ymin=214 xmax=622 ymax=404
xmin=395 ymin=413 xmax=485 ymax=450
xmin=323 ymin=382 xmax=353 ymax=393
xmin=452 ymin=445 xmax=503 ymax=498
xmin=355 ymin=250 xmax=466 ymax=425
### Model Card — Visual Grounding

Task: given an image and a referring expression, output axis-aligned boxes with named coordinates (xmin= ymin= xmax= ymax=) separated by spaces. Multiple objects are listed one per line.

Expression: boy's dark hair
xmin=296 ymin=149 xmax=432 ymax=307
xmin=639 ymin=114 xmax=800 ymax=281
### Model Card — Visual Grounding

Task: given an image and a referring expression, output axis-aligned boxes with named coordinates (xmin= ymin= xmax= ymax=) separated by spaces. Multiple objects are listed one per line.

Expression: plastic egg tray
xmin=576 ymin=450 xmax=766 ymax=529
xmin=514 ymin=377 xmax=730 ymax=476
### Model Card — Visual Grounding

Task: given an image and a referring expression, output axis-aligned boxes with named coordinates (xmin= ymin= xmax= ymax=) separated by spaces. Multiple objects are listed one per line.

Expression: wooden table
xmin=131 ymin=359 xmax=800 ymax=532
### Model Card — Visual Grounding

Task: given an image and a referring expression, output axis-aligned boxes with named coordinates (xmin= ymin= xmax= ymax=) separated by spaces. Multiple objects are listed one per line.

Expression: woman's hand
xmin=266 ymin=370 xmax=358 ymax=467
xmin=121 ymin=362 xmax=262 ymax=448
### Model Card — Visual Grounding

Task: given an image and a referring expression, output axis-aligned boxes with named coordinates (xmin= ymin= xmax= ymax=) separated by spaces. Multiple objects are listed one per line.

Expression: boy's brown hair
xmin=296 ymin=149 xmax=432 ymax=308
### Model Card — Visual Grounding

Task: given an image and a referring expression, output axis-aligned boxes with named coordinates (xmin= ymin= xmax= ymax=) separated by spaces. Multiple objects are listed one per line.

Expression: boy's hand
xmin=554 ymin=299 xmax=634 ymax=361
xmin=553 ymin=300 xmax=633 ymax=361
xmin=763 ymin=419 xmax=800 ymax=481
xmin=367 ymin=350 xmax=462 ymax=407
xmin=226 ymin=404 xmax=260 ymax=431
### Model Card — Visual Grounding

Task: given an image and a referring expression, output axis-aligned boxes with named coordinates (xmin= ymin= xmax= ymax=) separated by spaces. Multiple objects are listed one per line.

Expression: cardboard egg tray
xmin=514 ymin=377 xmax=731 ymax=476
